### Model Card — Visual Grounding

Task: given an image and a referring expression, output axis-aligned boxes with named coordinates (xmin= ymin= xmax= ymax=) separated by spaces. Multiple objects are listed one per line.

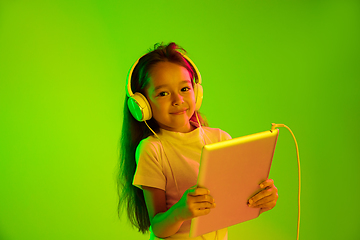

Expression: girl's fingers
xmin=196 ymin=208 xmax=211 ymax=216
xmin=248 ymin=189 xmax=272 ymax=204
xmin=251 ymin=199 xmax=277 ymax=209
xmin=179 ymin=187 xmax=215 ymax=220
xmin=248 ymin=184 xmax=278 ymax=206
xmin=194 ymin=201 xmax=216 ymax=209
xmin=188 ymin=187 xmax=210 ymax=196
xmin=194 ymin=194 xmax=215 ymax=203
xmin=188 ymin=188 xmax=215 ymax=204
xmin=259 ymin=179 xmax=274 ymax=188
xmin=248 ymin=194 xmax=278 ymax=208
xmin=191 ymin=202 xmax=216 ymax=217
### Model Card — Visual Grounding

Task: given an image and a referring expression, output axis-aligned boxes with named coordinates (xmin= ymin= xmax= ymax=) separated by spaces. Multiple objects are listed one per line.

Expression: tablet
xmin=189 ymin=129 xmax=279 ymax=237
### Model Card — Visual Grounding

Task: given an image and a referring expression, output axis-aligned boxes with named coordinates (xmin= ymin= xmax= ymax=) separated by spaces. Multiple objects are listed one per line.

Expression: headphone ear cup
xmin=127 ymin=92 xmax=152 ymax=121
xmin=194 ymin=83 xmax=203 ymax=111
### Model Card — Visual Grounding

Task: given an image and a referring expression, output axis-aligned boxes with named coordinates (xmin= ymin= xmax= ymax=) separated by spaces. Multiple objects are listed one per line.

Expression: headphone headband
xmin=126 ymin=58 xmax=140 ymax=98
xmin=126 ymin=53 xmax=201 ymax=97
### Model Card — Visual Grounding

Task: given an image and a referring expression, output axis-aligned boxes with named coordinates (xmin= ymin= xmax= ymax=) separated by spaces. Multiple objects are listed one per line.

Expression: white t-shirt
xmin=133 ymin=124 xmax=232 ymax=240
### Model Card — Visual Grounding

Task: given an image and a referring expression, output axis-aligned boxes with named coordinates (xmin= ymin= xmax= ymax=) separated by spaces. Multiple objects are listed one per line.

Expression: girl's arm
xmin=142 ymin=186 xmax=183 ymax=238
xmin=142 ymin=186 xmax=215 ymax=238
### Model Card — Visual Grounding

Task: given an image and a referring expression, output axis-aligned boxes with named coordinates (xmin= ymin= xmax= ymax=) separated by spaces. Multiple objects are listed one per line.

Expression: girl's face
xmin=145 ymin=61 xmax=196 ymax=133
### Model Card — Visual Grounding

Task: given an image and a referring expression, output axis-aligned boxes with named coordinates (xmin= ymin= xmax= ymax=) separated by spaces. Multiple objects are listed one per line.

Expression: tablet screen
xmin=190 ymin=129 xmax=279 ymax=237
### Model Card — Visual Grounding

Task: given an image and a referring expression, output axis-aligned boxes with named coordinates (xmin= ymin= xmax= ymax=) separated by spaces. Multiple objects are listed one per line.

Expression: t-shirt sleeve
xmin=132 ymin=139 xmax=166 ymax=191
xmin=220 ymin=129 xmax=232 ymax=141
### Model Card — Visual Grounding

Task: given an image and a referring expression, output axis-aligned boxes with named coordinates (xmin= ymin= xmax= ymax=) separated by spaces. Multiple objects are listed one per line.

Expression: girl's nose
xmin=173 ymin=94 xmax=184 ymax=106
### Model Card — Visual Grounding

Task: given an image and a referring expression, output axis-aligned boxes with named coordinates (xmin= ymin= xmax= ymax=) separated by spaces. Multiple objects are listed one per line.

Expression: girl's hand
xmin=247 ymin=179 xmax=278 ymax=214
xmin=175 ymin=186 xmax=216 ymax=221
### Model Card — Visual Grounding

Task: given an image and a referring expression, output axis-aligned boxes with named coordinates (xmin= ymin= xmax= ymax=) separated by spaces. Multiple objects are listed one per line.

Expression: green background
xmin=1 ymin=1 xmax=359 ymax=239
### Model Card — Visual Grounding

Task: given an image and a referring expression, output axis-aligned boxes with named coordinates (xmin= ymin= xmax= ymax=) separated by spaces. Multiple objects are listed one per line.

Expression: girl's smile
xmin=145 ymin=61 xmax=196 ymax=133
xmin=170 ymin=108 xmax=188 ymax=115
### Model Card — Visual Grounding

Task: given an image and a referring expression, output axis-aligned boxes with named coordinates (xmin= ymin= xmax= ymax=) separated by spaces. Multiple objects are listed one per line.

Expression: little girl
xmin=118 ymin=42 xmax=278 ymax=240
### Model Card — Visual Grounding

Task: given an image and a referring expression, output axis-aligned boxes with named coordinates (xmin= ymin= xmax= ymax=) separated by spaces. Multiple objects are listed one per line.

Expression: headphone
xmin=126 ymin=53 xmax=203 ymax=122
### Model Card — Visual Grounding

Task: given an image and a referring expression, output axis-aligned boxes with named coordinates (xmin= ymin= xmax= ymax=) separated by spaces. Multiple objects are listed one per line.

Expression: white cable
xmin=144 ymin=120 xmax=181 ymax=200
xmin=271 ymin=123 xmax=301 ymax=240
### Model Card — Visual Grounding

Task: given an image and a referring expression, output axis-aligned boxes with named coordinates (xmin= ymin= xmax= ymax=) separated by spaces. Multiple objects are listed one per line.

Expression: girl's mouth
xmin=171 ymin=109 xmax=187 ymax=115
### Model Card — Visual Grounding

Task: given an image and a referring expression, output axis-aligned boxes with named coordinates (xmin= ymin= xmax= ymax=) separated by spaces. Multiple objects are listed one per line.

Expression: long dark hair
xmin=117 ymin=42 xmax=208 ymax=233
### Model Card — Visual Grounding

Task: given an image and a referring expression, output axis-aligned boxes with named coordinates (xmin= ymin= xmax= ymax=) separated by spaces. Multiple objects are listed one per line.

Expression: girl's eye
xmin=181 ymin=87 xmax=191 ymax=92
xmin=159 ymin=92 xmax=168 ymax=97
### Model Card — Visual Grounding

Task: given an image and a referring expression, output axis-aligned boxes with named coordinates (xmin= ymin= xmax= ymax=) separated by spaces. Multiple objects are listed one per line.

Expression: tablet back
xmin=189 ymin=129 xmax=279 ymax=237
